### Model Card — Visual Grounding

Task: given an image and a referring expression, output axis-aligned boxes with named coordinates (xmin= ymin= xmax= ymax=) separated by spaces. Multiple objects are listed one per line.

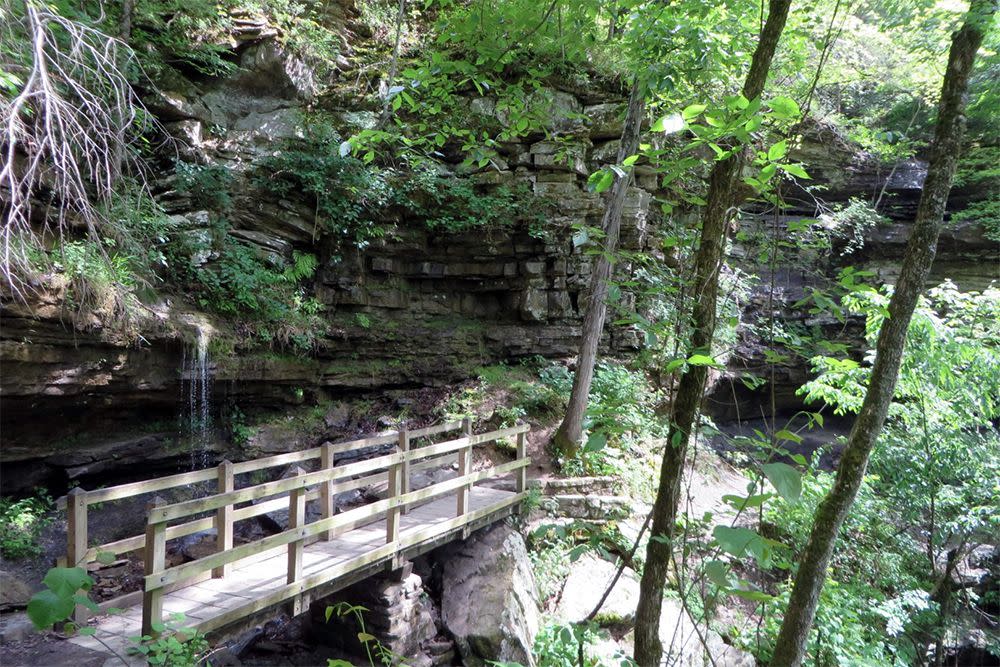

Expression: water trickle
xmin=180 ymin=327 xmax=213 ymax=470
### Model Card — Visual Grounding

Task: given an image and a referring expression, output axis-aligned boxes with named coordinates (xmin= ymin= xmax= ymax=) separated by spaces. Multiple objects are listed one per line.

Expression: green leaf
xmin=682 ymin=104 xmax=707 ymax=120
xmin=27 ymin=590 xmax=75 ymax=629
xmin=781 ymin=163 xmax=811 ymax=179
xmin=665 ymin=358 xmax=686 ymax=373
xmin=774 ymin=429 xmax=803 ymax=444
xmin=762 ymin=462 xmax=802 ymax=503
xmin=73 ymin=594 xmax=99 ymax=613
xmin=42 ymin=568 xmax=92 ymax=597
xmin=768 ymin=96 xmax=801 ymax=120
xmin=767 ymin=140 xmax=788 ymax=161
xmin=713 ymin=526 xmax=761 ymax=558
xmin=96 ymin=551 xmax=117 ymax=566
xmin=687 ymin=353 xmax=719 ymax=367
xmin=584 ymin=432 xmax=607 ymax=452
xmin=588 ymin=169 xmax=614 ymax=193
xmin=622 ymin=154 xmax=639 ymax=167
xmin=722 ymin=493 xmax=772 ymax=509
xmin=705 ymin=560 xmax=731 ymax=588
xmin=357 ymin=632 xmax=376 ymax=643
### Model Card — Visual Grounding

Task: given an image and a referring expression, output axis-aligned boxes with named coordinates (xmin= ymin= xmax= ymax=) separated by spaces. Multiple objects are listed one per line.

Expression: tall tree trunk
xmin=553 ymin=79 xmax=645 ymax=455
xmin=632 ymin=0 xmax=791 ymax=663
xmin=769 ymin=2 xmax=995 ymax=664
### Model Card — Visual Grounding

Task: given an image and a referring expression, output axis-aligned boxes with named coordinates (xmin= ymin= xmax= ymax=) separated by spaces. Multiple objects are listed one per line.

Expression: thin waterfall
xmin=180 ymin=326 xmax=213 ymax=470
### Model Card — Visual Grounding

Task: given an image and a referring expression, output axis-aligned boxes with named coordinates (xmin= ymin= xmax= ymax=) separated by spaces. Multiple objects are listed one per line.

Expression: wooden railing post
xmin=399 ymin=427 xmax=410 ymax=515
xmin=457 ymin=418 xmax=473 ymax=517
xmin=287 ymin=467 xmax=306 ymax=616
xmin=213 ymin=460 xmax=234 ymax=578
xmin=142 ymin=496 xmax=167 ymax=637
xmin=515 ymin=429 xmax=528 ymax=493
xmin=320 ymin=442 xmax=335 ymax=540
xmin=65 ymin=487 xmax=89 ymax=623
xmin=386 ymin=458 xmax=402 ymax=544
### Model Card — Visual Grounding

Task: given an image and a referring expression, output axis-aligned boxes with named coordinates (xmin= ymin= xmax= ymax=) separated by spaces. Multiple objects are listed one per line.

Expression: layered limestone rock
xmin=2 ymin=3 xmax=995 ymax=492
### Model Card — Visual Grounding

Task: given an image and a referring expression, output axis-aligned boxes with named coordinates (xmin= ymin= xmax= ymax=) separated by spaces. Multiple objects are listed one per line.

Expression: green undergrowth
xmin=256 ymin=120 xmax=548 ymax=257
xmin=0 ymin=490 xmax=54 ymax=559
xmin=438 ymin=357 xmax=664 ymax=496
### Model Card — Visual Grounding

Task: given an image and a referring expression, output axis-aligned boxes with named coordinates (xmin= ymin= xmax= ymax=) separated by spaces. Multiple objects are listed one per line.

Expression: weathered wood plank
xmin=408 ymin=421 xmax=462 ymax=439
xmin=85 ymin=469 xmax=218 ymax=505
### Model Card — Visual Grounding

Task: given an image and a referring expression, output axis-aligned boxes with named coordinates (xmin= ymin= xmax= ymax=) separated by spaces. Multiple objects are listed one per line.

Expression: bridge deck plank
xmin=67 ymin=486 xmax=514 ymax=660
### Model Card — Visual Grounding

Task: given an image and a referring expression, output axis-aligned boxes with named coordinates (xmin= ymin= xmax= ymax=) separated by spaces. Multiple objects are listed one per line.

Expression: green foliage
xmin=128 ymin=613 xmax=209 ymax=667
xmin=754 ymin=281 xmax=1000 ymax=665
xmin=819 ymin=197 xmax=890 ymax=255
xmin=561 ymin=363 xmax=663 ymax=477
xmin=0 ymin=490 xmax=54 ymax=559
xmin=258 ymin=124 xmax=542 ymax=254
xmin=400 ymin=166 xmax=541 ymax=235
xmin=171 ymin=239 xmax=325 ymax=352
xmin=952 ymin=145 xmax=1000 ymax=240
xmin=531 ymin=621 xmax=634 ymax=667
xmin=175 ymin=162 xmax=235 ymax=212
xmin=27 ymin=567 xmax=98 ymax=629
xmin=257 ymin=124 xmax=395 ymax=255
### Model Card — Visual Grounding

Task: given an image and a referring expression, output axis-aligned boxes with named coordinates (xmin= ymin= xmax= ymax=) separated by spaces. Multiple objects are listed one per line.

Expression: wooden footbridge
xmin=57 ymin=420 xmax=529 ymax=661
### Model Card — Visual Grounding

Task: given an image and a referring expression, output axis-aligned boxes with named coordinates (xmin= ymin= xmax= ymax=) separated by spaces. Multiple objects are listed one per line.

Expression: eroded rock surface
xmin=438 ymin=523 xmax=540 ymax=666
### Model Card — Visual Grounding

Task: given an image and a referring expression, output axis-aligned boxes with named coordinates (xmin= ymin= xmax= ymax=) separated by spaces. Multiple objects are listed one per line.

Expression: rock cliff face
xmin=1 ymin=3 xmax=995 ymax=493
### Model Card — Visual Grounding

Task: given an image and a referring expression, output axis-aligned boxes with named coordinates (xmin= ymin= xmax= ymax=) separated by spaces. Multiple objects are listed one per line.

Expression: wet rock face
xmin=437 ymin=523 xmax=540 ymax=666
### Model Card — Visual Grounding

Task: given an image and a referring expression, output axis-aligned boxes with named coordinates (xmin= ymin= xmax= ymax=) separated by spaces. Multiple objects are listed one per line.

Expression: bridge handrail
xmin=138 ymin=422 xmax=529 ymax=635
xmin=57 ymin=420 xmax=467 ymax=619
xmin=144 ymin=458 xmax=528 ymax=592
xmin=148 ymin=423 xmax=530 ymax=524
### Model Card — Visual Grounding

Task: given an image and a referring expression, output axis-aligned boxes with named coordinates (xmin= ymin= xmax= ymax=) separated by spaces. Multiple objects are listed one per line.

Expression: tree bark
xmin=769 ymin=2 xmax=995 ymax=664
xmin=632 ymin=0 xmax=792 ymax=663
xmin=553 ymin=79 xmax=645 ymax=455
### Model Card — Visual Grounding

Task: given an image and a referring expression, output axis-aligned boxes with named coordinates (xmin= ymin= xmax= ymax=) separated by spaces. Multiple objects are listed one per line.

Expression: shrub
xmin=0 ymin=491 xmax=54 ymax=559
xmin=819 ymin=197 xmax=890 ymax=255
xmin=171 ymin=240 xmax=326 ymax=352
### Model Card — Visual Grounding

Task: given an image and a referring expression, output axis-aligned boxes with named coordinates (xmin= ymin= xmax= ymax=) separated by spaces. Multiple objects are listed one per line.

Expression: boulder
xmin=0 ymin=570 xmax=34 ymax=610
xmin=619 ymin=597 xmax=754 ymax=667
xmin=439 ymin=524 xmax=540 ymax=666
xmin=556 ymin=555 xmax=639 ymax=625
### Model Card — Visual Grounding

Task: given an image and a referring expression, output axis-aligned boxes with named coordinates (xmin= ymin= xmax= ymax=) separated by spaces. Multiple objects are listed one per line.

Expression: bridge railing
xmin=140 ymin=422 xmax=529 ymax=635
xmin=57 ymin=420 xmax=468 ymax=621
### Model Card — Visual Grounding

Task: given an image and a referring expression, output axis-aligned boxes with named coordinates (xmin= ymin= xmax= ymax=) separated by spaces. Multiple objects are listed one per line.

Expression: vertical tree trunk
xmin=553 ymin=79 xmax=646 ymax=455
xmin=769 ymin=2 xmax=995 ymax=664
xmin=633 ymin=0 xmax=792 ymax=663
xmin=121 ymin=0 xmax=134 ymax=40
